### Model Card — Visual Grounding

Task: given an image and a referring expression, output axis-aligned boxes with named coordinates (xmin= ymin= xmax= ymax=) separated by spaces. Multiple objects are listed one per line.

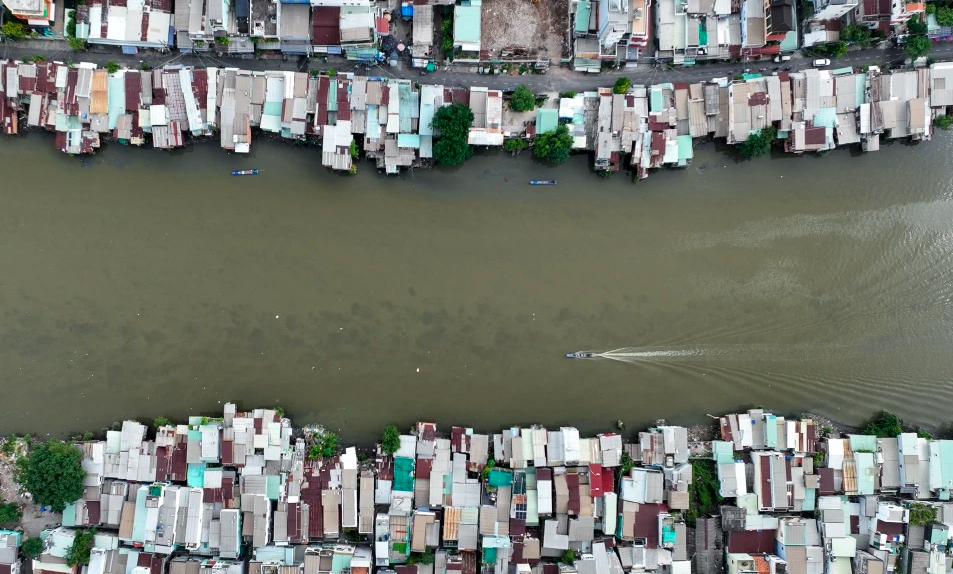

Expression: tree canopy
xmin=66 ymin=528 xmax=96 ymax=567
xmin=0 ymin=503 xmax=21 ymax=524
xmin=21 ymin=538 xmax=44 ymax=558
xmin=509 ymin=85 xmax=536 ymax=112
xmin=613 ymin=77 xmax=631 ymax=94
xmin=935 ymin=114 xmax=953 ymax=130
xmin=842 ymin=24 xmax=871 ymax=43
xmin=863 ymin=411 xmax=903 ymax=438
xmin=533 ymin=124 xmax=573 ymax=165
xmin=15 ymin=440 xmax=85 ymax=513
xmin=381 ymin=425 xmax=400 ymax=455
xmin=738 ymin=126 xmax=776 ymax=158
xmin=904 ymin=34 xmax=932 ymax=59
xmin=908 ymin=14 xmax=928 ymax=35
xmin=431 ymin=103 xmax=474 ymax=166
xmin=937 ymin=6 xmax=953 ymax=26
xmin=2 ymin=21 xmax=27 ymax=40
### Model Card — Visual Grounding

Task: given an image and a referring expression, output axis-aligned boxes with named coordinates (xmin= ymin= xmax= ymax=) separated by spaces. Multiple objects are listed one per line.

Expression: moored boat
xmin=530 ymin=180 xmax=556 ymax=185
xmin=232 ymin=169 xmax=260 ymax=176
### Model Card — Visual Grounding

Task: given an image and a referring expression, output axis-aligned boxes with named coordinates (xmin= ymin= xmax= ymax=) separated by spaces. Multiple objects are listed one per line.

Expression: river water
xmin=2 ymin=133 xmax=953 ymax=441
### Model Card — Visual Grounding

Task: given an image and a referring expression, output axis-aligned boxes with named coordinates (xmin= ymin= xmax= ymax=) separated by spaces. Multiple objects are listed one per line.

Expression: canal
xmin=2 ymin=133 xmax=953 ymax=441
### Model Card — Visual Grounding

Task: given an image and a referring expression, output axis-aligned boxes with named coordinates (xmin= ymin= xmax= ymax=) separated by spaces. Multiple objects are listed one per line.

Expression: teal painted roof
xmin=650 ymin=88 xmax=664 ymax=112
xmin=713 ymin=441 xmax=734 ymax=464
xmin=855 ymin=452 xmax=875 ymax=495
xmin=62 ymin=503 xmax=77 ymax=527
xmin=801 ymin=487 xmax=816 ymax=512
xmin=488 ymin=469 xmax=513 ymax=488
xmin=107 ymin=73 xmax=125 ymax=130
xmin=454 ymin=1 xmax=482 ymax=44
xmin=855 ymin=73 xmax=867 ymax=107
xmin=536 ymin=108 xmax=558 ymax=134
xmin=698 ymin=22 xmax=708 ymax=46
xmin=662 ymin=524 xmax=676 ymax=545
xmin=676 ymin=134 xmax=693 ymax=163
xmin=849 ymin=435 xmax=877 ymax=452
xmin=483 ymin=547 xmax=497 ymax=563
xmin=331 ymin=552 xmax=352 ymax=573
xmin=0 ymin=530 xmax=22 ymax=547
xmin=132 ymin=487 xmax=148 ymax=543
xmin=831 ymin=67 xmax=854 ymax=75
xmin=263 ymin=101 xmax=283 ymax=116
xmin=397 ymin=133 xmax=420 ymax=148
xmin=779 ymin=30 xmax=798 ymax=52
xmin=267 ymin=475 xmax=281 ymax=501
xmin=575 ymin=2 xmax=591 ymax=33
xmin=187 ymin=463 xmax=206 ymax=487
xmin=813 ymin=108 xmax=837 ymax=128
xmin=765 ymin=415 xmax=778 ymax=448
xmin=394 ymin=457 xmax=415 ymax=492
xmin=419 ymin=102 xmax=435 ymax=136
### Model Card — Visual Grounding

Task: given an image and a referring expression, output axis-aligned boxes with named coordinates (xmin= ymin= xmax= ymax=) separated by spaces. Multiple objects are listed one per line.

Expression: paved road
xmin=4 ymin=37 xmax=953 ymax=91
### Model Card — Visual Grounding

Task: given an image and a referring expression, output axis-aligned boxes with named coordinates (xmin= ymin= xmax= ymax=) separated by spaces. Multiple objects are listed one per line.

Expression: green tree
xmin=65 ymin=528 xmax=96 ymax=566
xmin=843 ymin=24 xmax=871 ymax=43
xmin=908 ymin=14 xmax=928 ymax=35
xmin=15 ymin=440 xmax=85 ymax=513
xmin=829 ymin=41 xmax=848 ymax=57
xmin=308 ymin=432 xmax=340 ymax=459
xmin=934 ymin=114 xmax=953 ymax=129
xmin=349 ymin=140 xmax=359 ymax=160
xmin=68 ymin=37 xmax=86 ymax=50
xmin=937 ymin=6 xmax=953 ymax=26
xmin=381 ymin=425 xmax=401 ymax=455
xmin=0 ymin=503 xmax=21 ymax=523
xmin=2 ymin=21 xmax=27 ymax=40
xmin=686 ymin=460 xmax=723 ymax=525
xmin=738 ymin=125 xmax=776 ymax=158
xmin=559 ymin=91 xmax=577 ymax=98
xmin=560 ymin=549 xmax=576 ymax=566
xmin=533 ymin=124 xmax=573 ymax=165
xmin=905 ymin=34 xmax=931 ymax=59
xmin=503 ymin=138 xmax=528 ymax=153
xmin=153 ymin=417 xmax=172 ymax=428
xmin=863 ymin=411 xmax=904 ymax=437
xmin=909 ymin=502 xmax=938 ymax=526
xmin=480 ymin=458 xmax=496 ymax=481
xmin=509 ymin=85 xmax=536 ymax=112
xmin=613 ymin=77 xmax=631 ymax=94
xmin=927 ymin=2 xmax=936 ymax=13
xmin=431 ymin=103 xmax=474 ymax=166
xmin=22 ymin=537 xmax=44 ymax=558
xmin=106 ymin=61 xmax=121 ymax=74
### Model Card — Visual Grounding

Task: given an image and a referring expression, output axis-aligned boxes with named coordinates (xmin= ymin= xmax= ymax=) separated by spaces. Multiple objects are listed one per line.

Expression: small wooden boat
xmin=529 ymin=180 xmax=556 ymax=185
xmin=232 ymin=169 xmax=259 ymax=176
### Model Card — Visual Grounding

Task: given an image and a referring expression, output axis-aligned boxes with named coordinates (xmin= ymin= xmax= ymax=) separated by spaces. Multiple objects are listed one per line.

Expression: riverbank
xmin=1 ymin=58 xmax=951 ymax=180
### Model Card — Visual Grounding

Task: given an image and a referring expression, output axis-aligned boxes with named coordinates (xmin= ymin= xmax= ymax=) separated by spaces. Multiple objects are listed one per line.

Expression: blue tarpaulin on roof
xmin=122 ymin=45 xmax=138 ymax=55
xmin=235 ymin=0 xmax=249 ymax=18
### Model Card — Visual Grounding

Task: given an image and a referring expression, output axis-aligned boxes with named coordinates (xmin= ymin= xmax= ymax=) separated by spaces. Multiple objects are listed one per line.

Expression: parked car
xmin=773 ymin=55 xmax=792 ymax=62
xmin=813 ymin=58 xmax=831 ymax=67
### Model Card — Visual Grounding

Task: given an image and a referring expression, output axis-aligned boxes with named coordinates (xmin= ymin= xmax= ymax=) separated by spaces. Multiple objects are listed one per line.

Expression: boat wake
xmin=568 ymin=343 xmax=855 ymax=363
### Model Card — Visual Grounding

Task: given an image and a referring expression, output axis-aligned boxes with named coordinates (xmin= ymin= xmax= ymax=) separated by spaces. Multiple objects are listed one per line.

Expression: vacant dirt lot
xmin=481 ymin=0 xmax=569 ymax=60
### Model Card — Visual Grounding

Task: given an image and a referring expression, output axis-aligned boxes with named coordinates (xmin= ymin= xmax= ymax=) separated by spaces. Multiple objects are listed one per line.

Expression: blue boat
xmin=232 ymin=169 xmax=259 ymax=176
xmin=566 ymin=352 xmax=595 ymax=358
xmin=530 ymin=180 xmax=556 ymax=185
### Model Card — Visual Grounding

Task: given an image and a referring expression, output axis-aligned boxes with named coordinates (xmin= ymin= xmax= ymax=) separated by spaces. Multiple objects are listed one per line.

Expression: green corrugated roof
xmin=483 ymin=547 xmax=498 ymax=563
xmin=855 ymin=73 xmax=867 ymax=107
xmin=536 ymin=108 xmax=558 ymax=134
xmin=765 ymin=415 xmax=778 ymax=448
xmin=676 ymin=134 xmax=693 ymax=164
xmin=650 ymin=88 xmax=664 ymax=112
xmin=855 ymin=452 xmax=876 ymax=495
xmin=107 ymin=73 xmax=125 ymax=130
xmin=187 ymin=463 xmax=206 ymax=487
xmin=713 ymin=441 xmax=734 ymax=464
xmin=329 ymin=79 xmax=338 ymax=112
xmin=394 ymin=457 xmax=415 ymax=492
xmin=132 ymin=487 xmax=148 ymax=543
xmin=801 ymin=486 xmax=816 ymax=512
xmin=331 ymin=552 xmax=352 ymax=573
xmin=849 ymin=434 xmax=877 ymax=452
xmin=575 ymin=1 xmax=591 ymax=33
xmin=698 ymin=22 xmax=708 ymax=46
xmin=813 ymin=108 xmax=837 ymax=128
xmin=62 ymin=503 xmax=77 ymax=527
xmin=267 ymin=475 xmax=281 ymax=500
xmin=453 ymin=1 xmax=482 ymax=44
xmin=488 ymin=469 xmax=513 ymax=488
